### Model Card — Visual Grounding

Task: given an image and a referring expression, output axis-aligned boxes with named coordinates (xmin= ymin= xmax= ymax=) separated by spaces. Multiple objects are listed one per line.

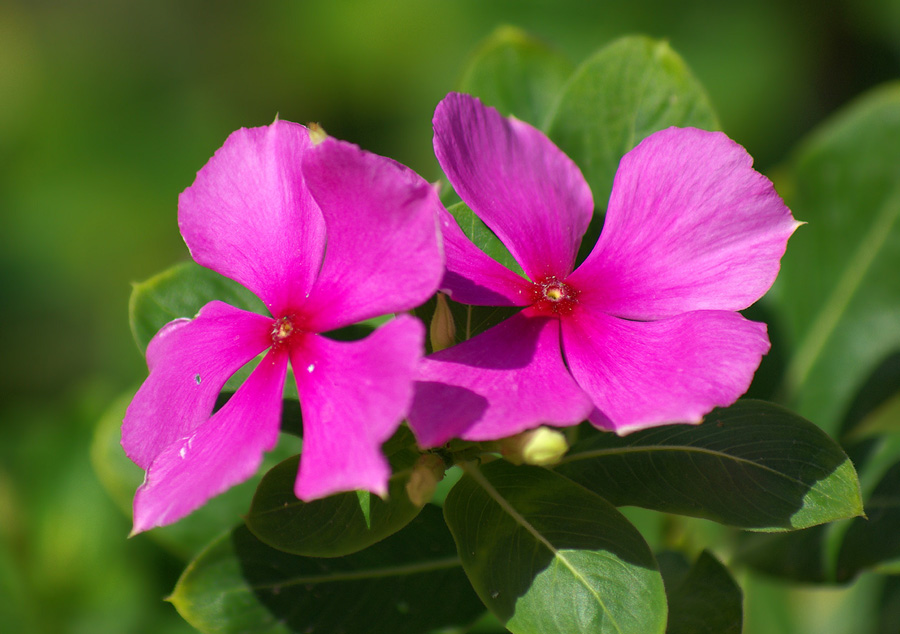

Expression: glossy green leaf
xmin=129 ymin=261 xmax=264 ymax=353
xmin=545 ymin=36 xmax=719 ymax=217
xmin=245 ymin=428 xmax=423 ymax=557
xmin=444 ymin=460 xmax=666 ymax=634
xmin=170 ymin=506 xmax=485 ymax=634
xmin=458 ymin=25 xmax=574 ymax=127
xmin=778 ymin=83 xmax=900 ymax=433
xmin=447 ymin=201 xmax=523 ymax=278
xmin=555 ymin=400 xmax=863 ymax=531
xmin=91 ymin=388 xmax=301 ymax=559
xmin=659 ymin=550 xmax=742 ymax=634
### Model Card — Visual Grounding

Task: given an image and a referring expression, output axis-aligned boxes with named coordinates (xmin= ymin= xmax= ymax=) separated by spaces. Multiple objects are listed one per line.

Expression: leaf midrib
xmin=462 ymin=462 xmax=624 ymax=634
xmin=222 ymin=554 xmax=463 ymax=593
xmin=556 ymin=444 xmax=834 ymax=497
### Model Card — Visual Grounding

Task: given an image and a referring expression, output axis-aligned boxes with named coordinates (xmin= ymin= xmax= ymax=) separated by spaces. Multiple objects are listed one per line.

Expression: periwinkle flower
xmin=123 ymin=121 xmax=443 ymax=533
xmin=408 ymin=93 xmax=800 ymax=447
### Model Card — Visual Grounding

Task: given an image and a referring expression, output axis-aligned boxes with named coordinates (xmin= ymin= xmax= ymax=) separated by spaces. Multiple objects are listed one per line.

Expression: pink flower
xmin=123 ymin=122 xmax=443 ymax=533
xmin=408 ymin=93 xmax=800 ymax=447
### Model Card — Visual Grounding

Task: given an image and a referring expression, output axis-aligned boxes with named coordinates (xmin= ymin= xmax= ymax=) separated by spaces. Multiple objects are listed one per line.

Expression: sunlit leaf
xmin=545 ymin=36 xmax=719 ymax=221
xmin=458 ymin=25 xmax=574 ymax=127
xmin=555 ymin=400 xmax=863 ymax=531
xmin=129 ymin=261 xmax=264 ymax=353
xmin=444 ymin=460 xmax=666 ymax=634
xmin=778 ymin=83 xmax=900 ymax=433
xmin=170 ymin=506 xmax=485 ymax=634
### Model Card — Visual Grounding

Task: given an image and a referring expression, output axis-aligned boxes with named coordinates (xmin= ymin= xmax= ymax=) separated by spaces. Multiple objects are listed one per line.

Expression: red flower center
xmin=529 ymin=276 xmax=579 ymax=316
xmin=271 ymin=314 xmax=302 ymax=349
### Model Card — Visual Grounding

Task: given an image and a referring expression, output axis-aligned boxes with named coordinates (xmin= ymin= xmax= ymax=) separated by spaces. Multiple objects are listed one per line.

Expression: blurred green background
xmin=1 ymin=0 xmax=898 ymax=632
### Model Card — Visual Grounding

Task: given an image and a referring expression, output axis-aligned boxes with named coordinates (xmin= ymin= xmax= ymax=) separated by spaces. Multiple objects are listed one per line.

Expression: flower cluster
xmin=123 ymin=93 xmax=798 ymax=533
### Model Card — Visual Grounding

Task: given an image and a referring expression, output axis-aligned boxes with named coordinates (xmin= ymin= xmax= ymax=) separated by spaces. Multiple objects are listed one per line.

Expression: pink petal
xmin=289 ymin=315 xmax=425 ymax=500
xmin=437 ymin=204 xmax=535 ymax=306
xmin=298 ymin=139 xmax=444 ymax=332
xmin=122 ymin=301 xmax=272 ymax=469
xmin=408 ymin=312 xmax=594 ymax=447
xmin=434 ymin=92 xmax=593 ymax=281
xmin=561 ymin=307 xmax=770 ymax=434
xmin=178 ymin=121 xmax=326 ymax=316
xmin=569 ymin=127 xmax=800 ymax=320
xmin=131 ymin=349 xmax=288 ymax=533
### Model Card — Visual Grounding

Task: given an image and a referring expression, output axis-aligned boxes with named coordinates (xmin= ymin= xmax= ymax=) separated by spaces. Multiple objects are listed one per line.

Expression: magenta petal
xmin=299 ymin=139 xmax=444 ymax=331
xmin=131 ymin=349 xmax=288 ymax=533
xmin=437 ymin=205 xmax=535 ymax=306
xmin=570 ymin=127 xmax=799 ymax=320
xmin=408 ymin=312 xmax=594 ymax=447
xmin=179 ymin=121 xmax=326 ymax=316
xmin=434 ymin=93 xmax=593 ymax=281
xmin=290 ymin=315 xmax=424 ymax=500
xmin=561 ymin=307 xmax=770 ymax=434
xmin=122 ymin=301 xmax=273 ymax=469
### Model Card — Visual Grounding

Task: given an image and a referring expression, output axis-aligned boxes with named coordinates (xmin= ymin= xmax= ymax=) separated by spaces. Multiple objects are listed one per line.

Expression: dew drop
xmin=194 ymin=374 xmax=202 ymax=385
xmin=179 ymin=446 xmax=186 ymax=459
xmin=307 ymin=363 xmax=315 ymax=373
xmin=490 ymin=590 xmax=500 ymax=599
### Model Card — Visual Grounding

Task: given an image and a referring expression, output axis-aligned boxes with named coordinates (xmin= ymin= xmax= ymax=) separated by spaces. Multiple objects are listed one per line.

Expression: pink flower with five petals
xmin=408 ymin=93 xmax=800 ymax=447
xmin=123 ymin=122 xmax=443 ymax=533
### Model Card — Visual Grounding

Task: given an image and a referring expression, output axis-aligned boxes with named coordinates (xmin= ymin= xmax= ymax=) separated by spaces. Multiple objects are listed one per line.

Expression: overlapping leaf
xmin=458 ymin=25 xmax=574 ymax=127
xmin=777 ymin=83 xmax=900 ymax=433
xmin=659 ymin=551 xmax=742 ymax=634
xmin=170 ymin=506 xmax=485 ymax=634
xmin=444 ymin=460 xmax=666 ymax=634
xmin=245 ymin=428 xmax=423 ymax=557
xmin=555 ymin=400 xmax=862 ymax=531
xmin=129 ymin=261 xmax=264 ymax=352
xmin=545 ymin=36 xmax=719 ymax=218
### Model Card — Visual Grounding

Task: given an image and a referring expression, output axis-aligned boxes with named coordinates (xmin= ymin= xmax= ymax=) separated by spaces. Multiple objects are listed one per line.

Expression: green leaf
xmin=444 ymin=460 xmax=666 ymax=634
xmin=733 ymin=526 xmax=831 ymax=583
xmin=129 ymin=261 xmax=264 ymax=353
xmin=458 ymin=25 xmax=574 ymax=127
xmin=778 ymin=83 xmax=900 ymax=433
xmin=170 ymin=506 xmax=485 ymax=634
xmin=837 ymin=460 xmax=900 ymax=580
xmin=447 ymin=201 xmax=523 ymax=278
xmin=245 ymin=429 xmax=423 ymax=557
xmin=555 ymin=400 xmax=863 ymax=531
xmin=545 ymin=36 xmax=718 ymax=218
xmin=658 ymin=550 xmax=742 ymax=634
xmin=91 ymin=388 xmax=301 ymax=559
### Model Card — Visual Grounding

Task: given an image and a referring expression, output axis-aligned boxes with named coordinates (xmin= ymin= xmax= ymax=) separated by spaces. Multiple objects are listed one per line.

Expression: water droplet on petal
xmin=194 ymin=374 xmax=201 ymax=385
xmin=307 ymin=363 xmax=315 ymax=373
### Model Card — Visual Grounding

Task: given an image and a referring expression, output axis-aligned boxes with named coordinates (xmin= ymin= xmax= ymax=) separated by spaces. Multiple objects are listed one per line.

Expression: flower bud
xmin=308 ymin=122 xmax=328 ymax=145
xmin=405 ymin=453 xmax=445 ymax=507
xmin=500 ymin=427 xmax=569 ymax=466
xmin=429 ymin=292 xmax=457 ymax=352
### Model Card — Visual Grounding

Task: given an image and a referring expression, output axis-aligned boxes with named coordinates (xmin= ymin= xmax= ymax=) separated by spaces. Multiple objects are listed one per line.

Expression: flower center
xmin=530 ymin=276 xmax=579 ymax=316
xmin=271 ymin=314 xmax=301 ymax=349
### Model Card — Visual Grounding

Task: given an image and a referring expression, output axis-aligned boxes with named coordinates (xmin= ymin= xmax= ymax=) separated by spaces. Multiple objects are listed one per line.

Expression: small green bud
xmin=500 ymin=427 xmax=569 ymax=466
